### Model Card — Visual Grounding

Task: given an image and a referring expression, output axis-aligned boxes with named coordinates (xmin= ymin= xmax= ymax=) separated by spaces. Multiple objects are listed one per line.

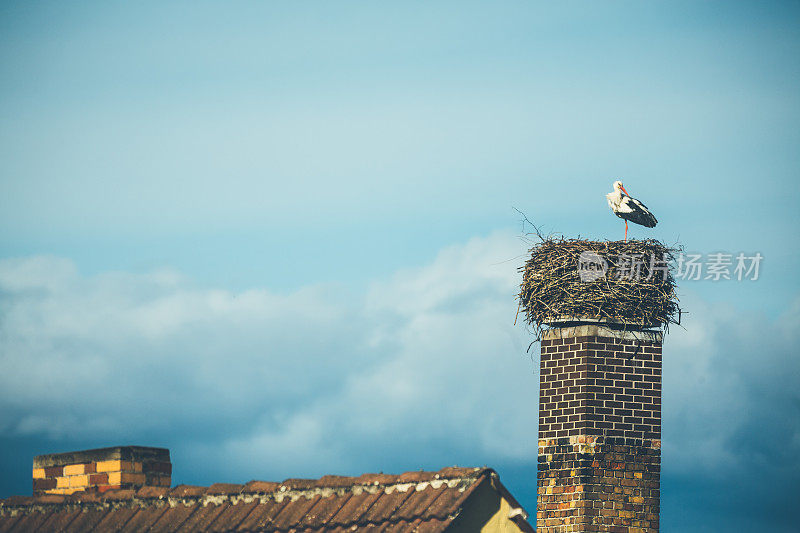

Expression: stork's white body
xmin=606 ymin=181 xmax=657 ymax=240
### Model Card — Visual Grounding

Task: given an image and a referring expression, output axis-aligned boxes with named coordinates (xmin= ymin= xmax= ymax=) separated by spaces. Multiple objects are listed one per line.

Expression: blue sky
xmin=0 ymin=1 xmax=798 ymax=531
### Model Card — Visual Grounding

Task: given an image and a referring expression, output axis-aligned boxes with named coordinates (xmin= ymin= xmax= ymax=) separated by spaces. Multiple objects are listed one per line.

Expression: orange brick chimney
xmin=537 ymin=324 xmax=661 ymax=532
xmin=32 ymin=446 xmax=171 ymax=495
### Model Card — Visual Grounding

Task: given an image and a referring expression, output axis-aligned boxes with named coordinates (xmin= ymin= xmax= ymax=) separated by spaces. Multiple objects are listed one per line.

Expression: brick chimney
xmin=537 ymin=324 xmax=661 ymax=532
xmin=32 ymin=446 xmax=171 ymax=495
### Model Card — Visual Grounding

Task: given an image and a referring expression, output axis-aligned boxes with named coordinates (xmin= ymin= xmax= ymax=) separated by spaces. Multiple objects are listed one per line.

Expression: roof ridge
xmin=0 ymin=467 xmax=524 ymax=533
xmin=0 ymin=466 xmax=492 ymax=511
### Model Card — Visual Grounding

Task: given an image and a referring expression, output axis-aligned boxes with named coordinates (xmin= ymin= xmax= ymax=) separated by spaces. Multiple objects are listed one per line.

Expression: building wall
xmin=480 ymin=494 xmax=530 ymax=533
xmin=449 ymin=477 xmax=532 ymax=533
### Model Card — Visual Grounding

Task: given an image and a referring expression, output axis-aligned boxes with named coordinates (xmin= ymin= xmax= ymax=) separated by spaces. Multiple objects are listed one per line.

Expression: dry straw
xmin=517 ymin=237 xmax=681 ymax=336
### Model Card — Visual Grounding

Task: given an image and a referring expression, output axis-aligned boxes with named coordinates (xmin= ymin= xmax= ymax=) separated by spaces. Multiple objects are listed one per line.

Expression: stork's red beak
xmin=620 ymin=185 xmax=630 ymax=196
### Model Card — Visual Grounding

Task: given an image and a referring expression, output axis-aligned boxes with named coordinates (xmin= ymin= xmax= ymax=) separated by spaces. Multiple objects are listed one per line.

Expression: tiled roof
xmin=0 ymin=466 xmax=532 ymax=532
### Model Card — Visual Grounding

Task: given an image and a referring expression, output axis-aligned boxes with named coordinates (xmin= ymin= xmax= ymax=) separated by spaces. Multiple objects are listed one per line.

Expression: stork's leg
xmin=625 ymin=220 xmax=628 ymax=242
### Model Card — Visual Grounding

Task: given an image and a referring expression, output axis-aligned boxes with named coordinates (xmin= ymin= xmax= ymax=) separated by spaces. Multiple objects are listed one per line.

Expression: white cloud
xmin=0 ymin=232 xmax=536 ymax=478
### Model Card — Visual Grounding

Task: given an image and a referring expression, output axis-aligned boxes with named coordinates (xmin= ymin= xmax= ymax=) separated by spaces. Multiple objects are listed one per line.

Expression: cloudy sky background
xmin=1 ymin=1 xmax=798 ymax=531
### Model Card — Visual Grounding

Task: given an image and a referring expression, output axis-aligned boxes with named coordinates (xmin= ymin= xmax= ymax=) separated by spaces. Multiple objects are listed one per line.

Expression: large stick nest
xmin=518 ymin=237 xmax=681 ymax=334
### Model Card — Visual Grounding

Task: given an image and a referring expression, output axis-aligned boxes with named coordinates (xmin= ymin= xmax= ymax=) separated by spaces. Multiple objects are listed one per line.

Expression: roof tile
xmin=148 ymin=505 xmax=199 ymax=533
xmin=278 ymin=478 xmax=322 ymax=491
xmin=92 ymin=507 xmax=141 ymax=532
xmin=297 ymin=492 xmax=353 ymax=528
xmin=391 ymin=485 xmax=447 ymax=521
xmin=381 ymin=518 xmax=422 ymax=533
xmin=34 ymin=509 xmax=81 ymax=531
xmin=234 ymin=498 xmax=288 ymax=531
xmin=66 ymin=491 xmax=103 ymax=503
xmin=326 ymin=490 xmax=382 ymax=526
xmin=172 ymin=502 xmax=228 ymax=532
xmin=436 ymin=466 xmax=483 ymax=479
xmin=368 ymin=520 xmax=393 ymax=532
xmin=360 ymin=490 xmax=414 ymax=524
xmin=102 ymin=489 xmax=137 ymax=501
xmin=61 ymin=508 xmax=109 ymax=532
xmin=119 ymin=507 xmax=170 ymax=533
xmin=0 ymin=513 xmax=22 ymax=533
xmin=137 ymin=486 xmax=171 ymax=499
xmin=414 ymin=517 xmax=454 ymax=533
xmin=5 ymin=512 xmax=50 ymax=532
xmin=168 ymin=484 xmax=207 ymax=498
xmin=271 ymin=495 xmax=321 ymax=529
xmin=302 ymin=526 xmax=348 ymax=533
xmin=352 ymin=473 xmax=399 ymax=486
xmin=242 ymin=480 xmax=280 ymax=493
xmin=315 ymin=475 xmax=365 ymax=489
xmin=424 ymin=478 xmax=484 ymax=518
xmin=206 ymin=500 xmax=259 ymax=533
xmin=205 ymin=483 xmax=244 ymax=495
xmin=397 ymin=471 xmax=438 ymax=483
xmin=0 ymin=496 xmax=34 ymax=507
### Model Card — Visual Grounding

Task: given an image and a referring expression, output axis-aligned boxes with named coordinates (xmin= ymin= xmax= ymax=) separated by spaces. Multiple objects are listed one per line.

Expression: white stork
xmin=606 ymin=180 xmax=657 ymax=241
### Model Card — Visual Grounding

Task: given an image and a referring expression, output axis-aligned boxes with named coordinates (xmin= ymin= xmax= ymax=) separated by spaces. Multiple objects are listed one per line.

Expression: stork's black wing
xmin=620 ymin=197 xmax=658 ymax=228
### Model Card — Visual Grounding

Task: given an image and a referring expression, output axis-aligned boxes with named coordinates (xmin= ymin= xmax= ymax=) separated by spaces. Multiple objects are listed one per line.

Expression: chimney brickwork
xmin=537 ymin=324 xmax=661 ymax=532
xmin=33 ymin=446 xmax=171 ymax=495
